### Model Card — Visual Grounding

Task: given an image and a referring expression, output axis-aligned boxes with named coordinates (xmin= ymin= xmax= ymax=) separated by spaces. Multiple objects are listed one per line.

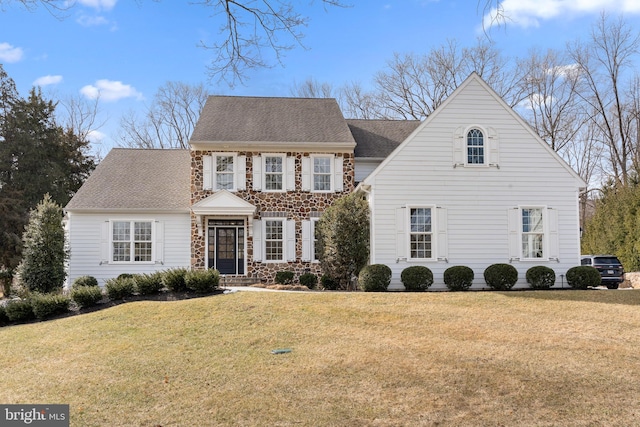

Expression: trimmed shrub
xmin=71 ymin=275 xmax=99 ymax=290
xmin=359 ymin=264 xmax=392 ymax=292
xmin=320 ymin=275 xmax=339 ymax=291
xmin=185 ymin=269 xmax=220 ymax=294
xmin=71 ymin=285 xmax=104 ymax=308
xmin=444 ymin=266 xmax=474 ymax=291
xmin=163 ymin=268 xmax=189 ymax=292
xmin=5 ymin=299 xmax=35 ymax=322
xmin=299 ymin=273 xmax=317 ymax=289
xmin=566 ymin=266 xmax=601 ymax=289
xmin=105 ymin=277 xmax=136 ymax=300
xmin=117 ymin=273 xmax=134 ymax=280
xmin=526 ymin=266 xmax=556 ymax=290
xmin=401 ymin=266 xmax=433 ymax=291
xmin=31 ymin=293 xmax=71 ymax=320
xmin=275 ymin=271 xmax=294 ymax=285
xmin=483 ymin=263 xmax=518 ymax=291
xmin=134 ymin=273 xmax=164 ymax=295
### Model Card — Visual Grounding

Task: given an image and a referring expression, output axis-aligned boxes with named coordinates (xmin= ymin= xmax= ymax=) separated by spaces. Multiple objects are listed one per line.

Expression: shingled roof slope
xmin=65 ymin=149 xmax=190 ymax=211
xmin=191 ymin=96 xmax=356 ymax=144
xmin=348 ymin=119 xmax=422 ymax=158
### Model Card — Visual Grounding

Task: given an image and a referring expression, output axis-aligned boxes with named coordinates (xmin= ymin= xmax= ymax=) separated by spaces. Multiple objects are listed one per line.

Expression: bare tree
xmin=338 ymin=81 xmax=380 ymax=119
xmin=58 ymin=94 xmax=103 ymax=143
xmin=289 ymin=77 xmax=335 ymax=98
xmin=517 ymin=49 xmax=585 ymax=152
xmin=118 ymin=81 xmax=209 ymax=149
xmin=567 ymin=13 xmax=640 ymax=187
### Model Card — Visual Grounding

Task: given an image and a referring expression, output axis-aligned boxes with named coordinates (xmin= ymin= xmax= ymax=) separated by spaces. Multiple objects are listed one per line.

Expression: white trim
xmin=211 ymin=152 xmax=239 ymax=192
xmin=262 ymin=217 xmax=287 ymax=263
xmin=108 ymin=219 xmax=156 ymax=265
xmin=518 ymin=205 xmax=549 ymax=262
xmin=262 ymin=153 xmax=287 ymax=193
xmin=406 ymin=206 xmax=437 ymax=262
xmin=310 ymin=154 xmax=334 ymax=193
xmin=464 ymin=125 xmax=489 ymax=167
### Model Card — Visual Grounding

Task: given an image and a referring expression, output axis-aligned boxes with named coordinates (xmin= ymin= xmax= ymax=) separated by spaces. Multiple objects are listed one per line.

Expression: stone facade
xmin=190 ymin=150 xmax=355 ymax=283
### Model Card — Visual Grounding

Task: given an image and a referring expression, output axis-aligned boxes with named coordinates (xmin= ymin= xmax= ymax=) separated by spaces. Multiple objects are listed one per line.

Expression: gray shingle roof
xmin=348 ymin=119 xmax=422 ymax=158
xmin=65 ymin=149 xmax=190 ymax=211
xmin=191 ymin=96 xmax=356 ymax=144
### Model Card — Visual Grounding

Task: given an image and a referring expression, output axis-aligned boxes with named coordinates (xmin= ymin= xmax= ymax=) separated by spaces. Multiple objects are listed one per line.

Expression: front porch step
xmin=219 ymin=276 xmax=262 ymax=287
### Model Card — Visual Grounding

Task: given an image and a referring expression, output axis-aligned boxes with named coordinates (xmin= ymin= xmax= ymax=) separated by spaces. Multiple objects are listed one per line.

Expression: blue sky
xmin=2 ymin=0 xmax=640 ymax=154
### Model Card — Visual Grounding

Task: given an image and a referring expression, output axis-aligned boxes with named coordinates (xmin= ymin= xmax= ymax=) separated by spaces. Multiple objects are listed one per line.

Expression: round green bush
xmin=162 ymin=268 xmax=189 ymax=292
xmin=526 ymin=266 xmax=556 ymax=290
xmin=400 ymin=266 xmax=433 ymax=291
xmin=359 ymin=264 xmax=392 ymax=292
xmin=444 ymin=266 xmax=474 ymax=291
xmin=275 ymin=271 xmax=294 ymax=285
xmin=134 ymin=273 xmax=164 ymax=295
xmin=185 ymin=269 xmax=220 ymax=294
xmin=71 ymin=285 xmax=104 ymax=308
xmin=566 ymin=266 xmax=601 ymax=289
xmin=483 ymin=263 xmax=518 ymax=290
xmin=299 ymin=273 xmax=317 ymax=289
xmin=71 ymin=275 xmax=99 ymax=290
xmin=105 ymin=277 xmax=136 ymax=300
xmin=5 ymin=299 xmax=34 ymax=322
xmin=320 ymin=275 xmax=339 ymax=290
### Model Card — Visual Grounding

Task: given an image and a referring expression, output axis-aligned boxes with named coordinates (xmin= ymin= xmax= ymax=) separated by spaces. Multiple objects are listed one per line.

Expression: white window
xmin=264 ymin=219 xmax=284 ymax=261
xmin=409 ymin=208 xmax=432 ymax=259
xmin=467 ymin=128 xmax=484 ymax=165
xmin=313 ymin=156 xmax=332 ymax=192
xmin=111 ymin=221 xmax=153 ymax=263
xmin=522 ymin=208 xmax=544 ymax=259
xmin=215 ymin=155 xmax=234 ymax=190
xmin=203 ymin=153 xmax=246 ymax=191
xmin=264 ymin=155 xmax=285 ymax=191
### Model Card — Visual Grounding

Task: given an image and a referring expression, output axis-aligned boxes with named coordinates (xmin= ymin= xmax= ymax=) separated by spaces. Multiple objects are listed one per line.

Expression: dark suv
xmin=580 ymin=255 xmax=625 ymax=289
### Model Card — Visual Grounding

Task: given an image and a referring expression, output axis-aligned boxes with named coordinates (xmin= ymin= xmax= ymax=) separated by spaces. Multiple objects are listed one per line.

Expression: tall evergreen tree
xmin=0 ymin=65 xmax=95 ymax=271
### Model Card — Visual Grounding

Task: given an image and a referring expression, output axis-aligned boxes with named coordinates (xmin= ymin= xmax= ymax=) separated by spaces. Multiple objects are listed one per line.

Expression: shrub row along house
xmin=65 ymin=73 xmax=586 ymax=290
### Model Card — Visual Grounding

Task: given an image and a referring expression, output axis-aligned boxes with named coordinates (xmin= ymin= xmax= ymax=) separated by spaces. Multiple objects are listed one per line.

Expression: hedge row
xmin=356 ymin=264 xmax=599 ymax=292
xmin=0 ymin=268 xmax=221 ymax=326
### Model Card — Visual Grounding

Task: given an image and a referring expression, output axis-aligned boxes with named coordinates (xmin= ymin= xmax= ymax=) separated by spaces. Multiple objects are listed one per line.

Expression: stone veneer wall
xmin=190 ymin=150 xmax=355 ymax=284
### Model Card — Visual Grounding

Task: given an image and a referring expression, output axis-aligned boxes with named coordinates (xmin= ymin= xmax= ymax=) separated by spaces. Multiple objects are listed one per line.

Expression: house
xmin=359 ymin=73 xmax=586 ymax=289
xmin=65 ymin=73 xmax=586 ymax=289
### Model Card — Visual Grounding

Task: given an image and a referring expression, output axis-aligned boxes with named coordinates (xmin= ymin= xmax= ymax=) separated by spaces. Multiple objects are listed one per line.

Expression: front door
xmin=208 ymin=220 xmax=245 ymax=275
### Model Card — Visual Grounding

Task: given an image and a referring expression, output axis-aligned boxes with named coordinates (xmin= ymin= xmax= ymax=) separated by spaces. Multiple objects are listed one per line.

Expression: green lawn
xmin=2 ymin=290 xmax=640 ymax=426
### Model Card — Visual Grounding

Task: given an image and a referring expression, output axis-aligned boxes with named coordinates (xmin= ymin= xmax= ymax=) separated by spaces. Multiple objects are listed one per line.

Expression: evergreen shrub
xmin=163 ymin=268 xmax=189 ymax=292
xmin=275 ymin=271 xmax=294 ymax=285
xmin=566 ymin=266 xmax=601 ymax=289
xmin=71 ymin=285 xmax=104 ymax=308
xmin=105 ymin=277 xmax=136 ymax=300
xmin=444 ymin=266 xmax=474 ymax=291
xmin=299 ymin=273 xmax=317 ymax=289
xmin=359 ymin=264 xmax=392 ymax=292
xmin=31 ymin=293 xmax=70 ymax=320
xmin=184 ymin=269 xmax=220 ymax=293
xmin=5 ymin=299 xmax=35 ymax=322
xmin=71 ymin=275 xmax=99 ymax=290
xmin=483 ymin=263 xmax=518 ymax=290
xmin=134 ymin=273 xmax=164 ymax=295
xmin=400 ymin=266 xmax=433 ymax=291
xmin=526 ymin=266 xmax=556 ymax=290
xmin=320 ymin=275 xmax=339 ymax=290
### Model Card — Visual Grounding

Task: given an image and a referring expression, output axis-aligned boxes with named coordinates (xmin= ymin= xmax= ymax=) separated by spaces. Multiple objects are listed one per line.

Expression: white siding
xmin=66 ymin=211 xmax=191 ymax=288
xmin=366 ymin=77 xmax=583 ymax=290
xmin=355 ymin=159 xmax=381 ymax=183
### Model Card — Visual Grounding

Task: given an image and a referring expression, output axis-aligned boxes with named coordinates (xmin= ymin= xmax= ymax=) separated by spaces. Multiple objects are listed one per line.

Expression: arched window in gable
xmin=467 ymin=128 xmax=484 ymax=164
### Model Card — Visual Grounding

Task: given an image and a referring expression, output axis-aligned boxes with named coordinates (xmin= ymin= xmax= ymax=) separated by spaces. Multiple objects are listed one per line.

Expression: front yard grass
xmin=1 ymin=290 xmax=640 ymax=426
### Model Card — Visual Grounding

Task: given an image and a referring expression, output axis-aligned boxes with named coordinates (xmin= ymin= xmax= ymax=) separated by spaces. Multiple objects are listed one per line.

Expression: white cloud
xmin=0 ymin=42 xmax=24 ymax=63
xmin=76 ymin=14 xmax=110 ymax=27
xmin=87 ymin=129 xmax=106 ymax=144
xmin=484 ymin=0 xmax=640 ymax=29
xmin=77 ymin=0 xmax=117 ymax=11
xmin=80 ymin=79 xmax=143 ymax=102
xmin=33 ymin=75 xmax=63 ymax=86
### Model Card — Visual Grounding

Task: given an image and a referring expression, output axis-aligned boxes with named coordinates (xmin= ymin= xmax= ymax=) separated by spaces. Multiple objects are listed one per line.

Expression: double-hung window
xmin=467 ymin=128 xmax=484 ymax=165
xmin=522 ymin=208 xmax=544 ymax=259
xmin=215 ymin=155 xmax=235 ymax=190
xmin=264 ymin=155 xmax=284 ymax=191
xmin=264 ymin=219 xmax=284 ymax=261
xmin=313 ymin=156 xmax=332 ymax=192
xmin=112 ymin=221 xmax=152 ymax=262
xmin=409 ymin=207 xmax=432 ymax=259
